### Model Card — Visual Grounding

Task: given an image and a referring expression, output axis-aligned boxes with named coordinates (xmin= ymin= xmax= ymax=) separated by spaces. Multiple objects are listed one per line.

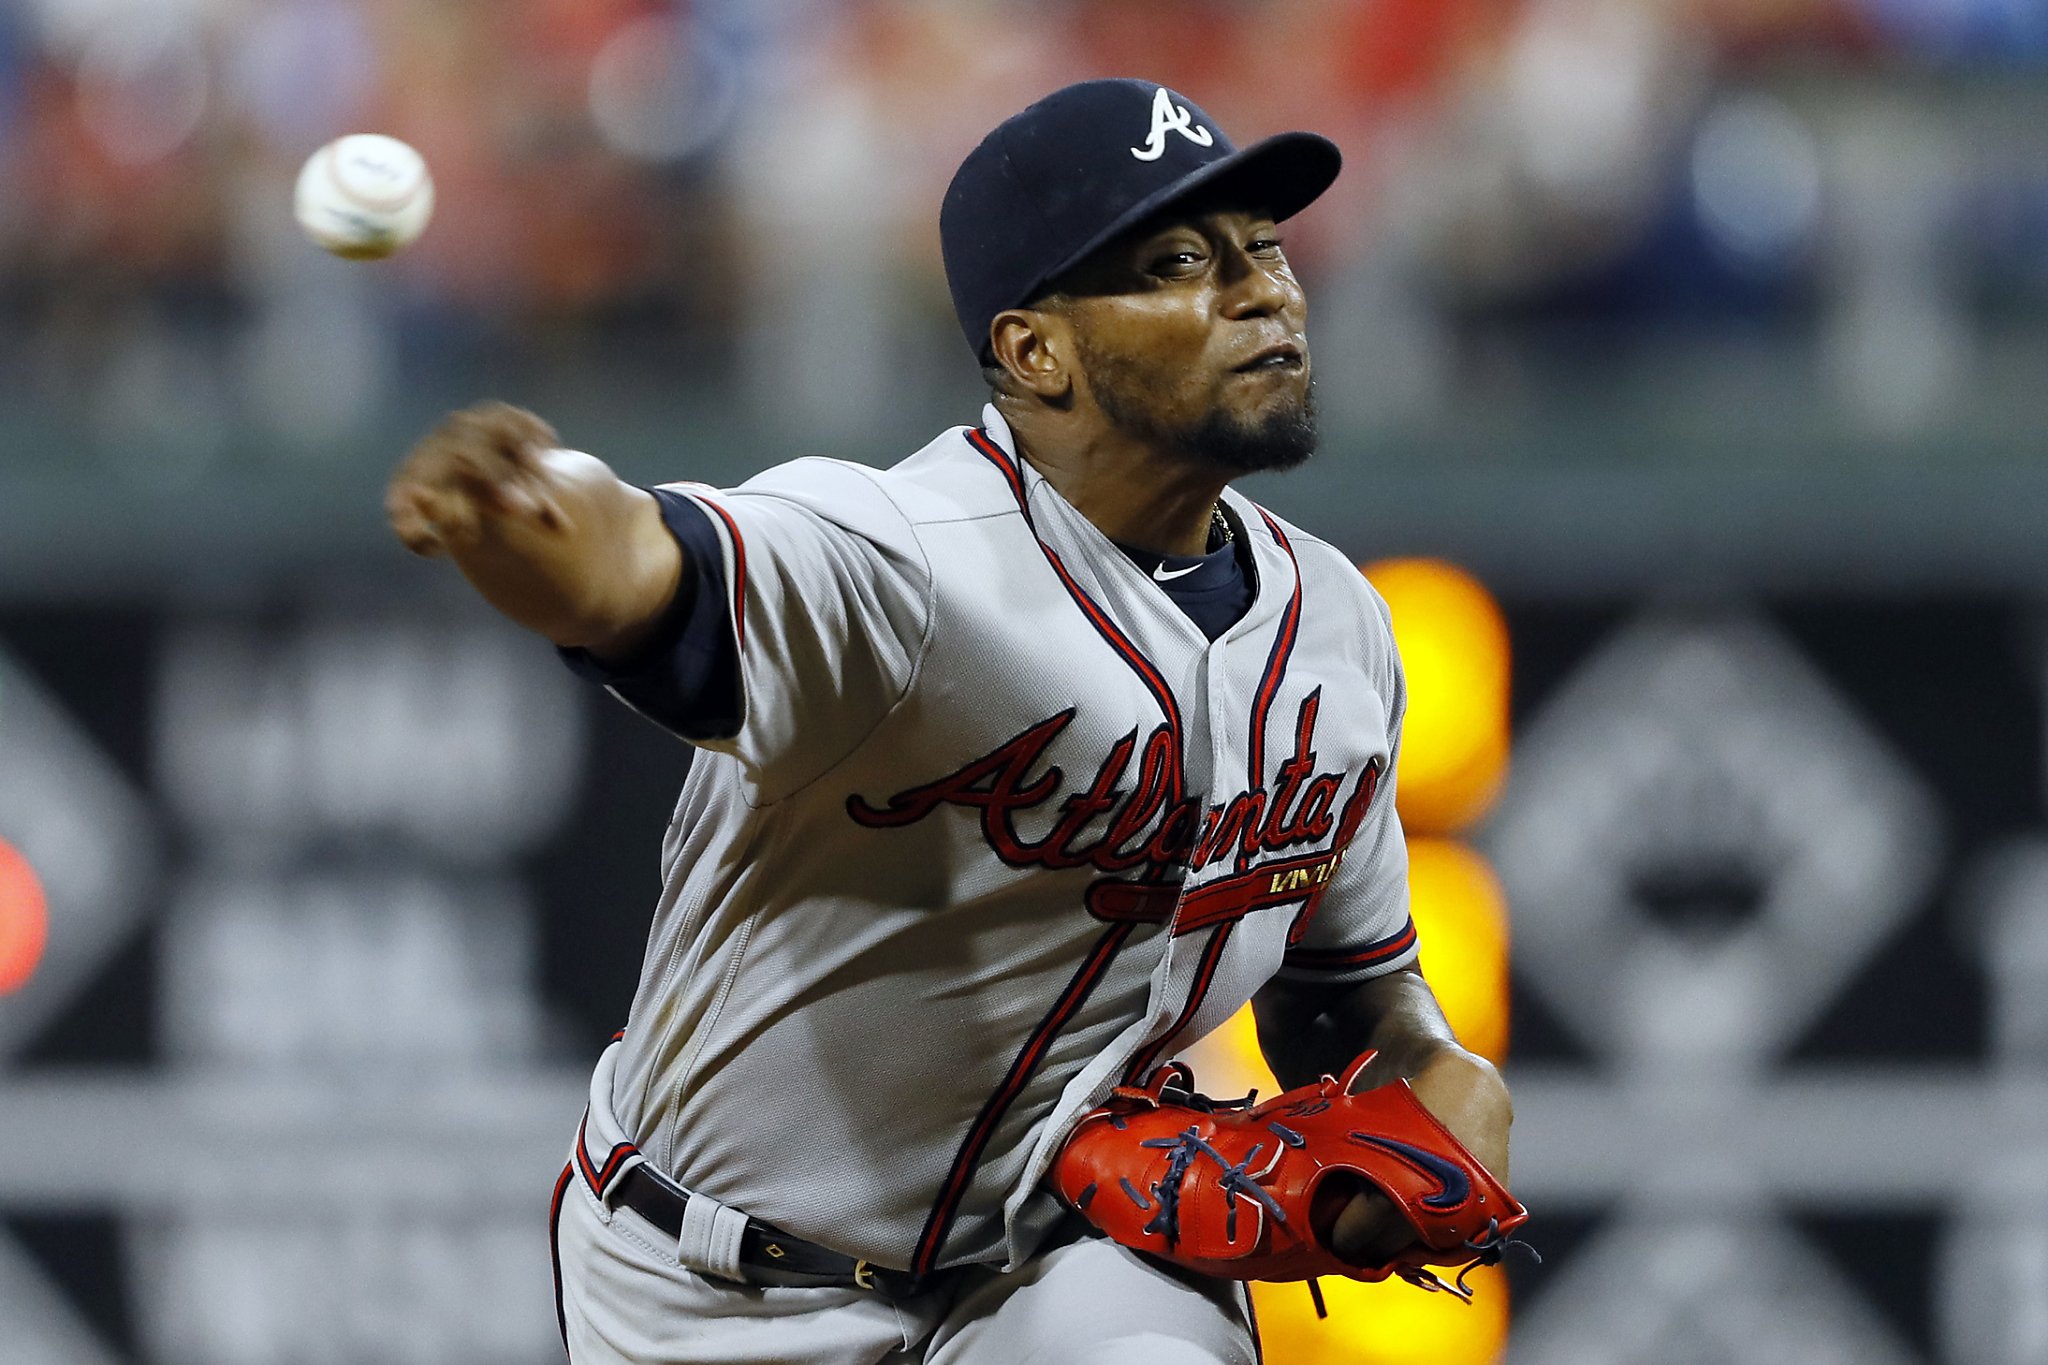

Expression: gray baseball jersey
xmin=582 ymin=404 xmax=1418 ymax=1280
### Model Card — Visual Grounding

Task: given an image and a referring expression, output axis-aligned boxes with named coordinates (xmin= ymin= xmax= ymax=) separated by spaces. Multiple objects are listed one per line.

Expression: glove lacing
xmin=1132 ymin=1125 xmax=1287 ymax=1250
xmin=1395 ymin=1216 xmax=1544 ymax=1302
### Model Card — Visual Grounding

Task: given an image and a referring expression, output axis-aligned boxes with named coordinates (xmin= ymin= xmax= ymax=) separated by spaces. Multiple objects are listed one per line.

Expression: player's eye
xmin=1148 ymin=249 xmax=1207 ymax=276
xmin=1248 ymin=235 xmax=1285 ymax=256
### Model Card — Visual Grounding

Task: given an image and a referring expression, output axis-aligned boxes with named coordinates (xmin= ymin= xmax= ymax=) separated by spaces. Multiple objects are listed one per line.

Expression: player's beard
xmin=1081 ymin=343 xmax=1320 ymax=476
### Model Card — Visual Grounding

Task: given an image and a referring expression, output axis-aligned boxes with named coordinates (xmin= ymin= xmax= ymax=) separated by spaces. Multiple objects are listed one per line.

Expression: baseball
xmin=293 ymin=134 xmax=435 ymax=260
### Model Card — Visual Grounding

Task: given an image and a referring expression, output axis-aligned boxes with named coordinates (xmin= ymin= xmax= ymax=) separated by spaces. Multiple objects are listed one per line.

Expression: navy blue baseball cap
xmin=941 ymin=79 xmax=1341 ymax=361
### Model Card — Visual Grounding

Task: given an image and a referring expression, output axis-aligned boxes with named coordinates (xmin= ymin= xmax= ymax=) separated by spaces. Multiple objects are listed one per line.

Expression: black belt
xmin=611 ymin=1165 xmax=920 ymax=1297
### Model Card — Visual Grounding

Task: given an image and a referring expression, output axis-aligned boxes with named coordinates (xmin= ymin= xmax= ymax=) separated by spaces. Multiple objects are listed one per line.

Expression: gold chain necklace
xmin=1209 ymin=504 xmax=1235 ymax=548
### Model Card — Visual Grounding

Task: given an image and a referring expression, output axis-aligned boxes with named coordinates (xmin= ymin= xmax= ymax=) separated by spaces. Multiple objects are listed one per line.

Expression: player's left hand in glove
xmin=1049 ymin=1050 xmax=1530 ymax=1298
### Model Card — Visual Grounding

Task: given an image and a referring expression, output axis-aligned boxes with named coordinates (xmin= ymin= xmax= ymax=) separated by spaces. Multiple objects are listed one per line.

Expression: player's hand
xmin=1407 ymin=1049 xmax=1512 ymax=1180
xmin=384 ymin=403 xmax=682 ymax=654
xmin=1321 ymin=1048 xmax=1512 ymax=1266
xmin=386 ymin=402 xmax=570 ymax=558
xmin=1318 ymin=1181 xmax=1413 ymax=1266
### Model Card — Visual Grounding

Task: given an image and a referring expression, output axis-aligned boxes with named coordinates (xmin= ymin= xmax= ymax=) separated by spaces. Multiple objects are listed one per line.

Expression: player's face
xmin=1057 ymin=207 xmax=1316 ymax=474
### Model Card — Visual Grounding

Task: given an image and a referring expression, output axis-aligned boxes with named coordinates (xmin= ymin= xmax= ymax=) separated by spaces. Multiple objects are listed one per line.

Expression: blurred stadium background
xmin=1 ymin=0 xmax=2045 ymax=1361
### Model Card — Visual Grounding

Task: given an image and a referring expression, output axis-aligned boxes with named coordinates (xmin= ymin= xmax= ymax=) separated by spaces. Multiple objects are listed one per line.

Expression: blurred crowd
xmin=3 ymin=0 xmax=2047 ymax=456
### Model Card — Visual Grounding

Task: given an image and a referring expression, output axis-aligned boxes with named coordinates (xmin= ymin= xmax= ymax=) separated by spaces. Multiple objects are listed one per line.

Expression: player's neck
xmin=1007 ymin=424 xmax=1225 ymax=558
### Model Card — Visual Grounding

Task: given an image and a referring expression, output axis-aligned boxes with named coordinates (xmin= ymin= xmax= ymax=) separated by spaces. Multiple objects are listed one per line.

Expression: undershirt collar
xmin=1110 ymin=536 xmax=1253 ymax=642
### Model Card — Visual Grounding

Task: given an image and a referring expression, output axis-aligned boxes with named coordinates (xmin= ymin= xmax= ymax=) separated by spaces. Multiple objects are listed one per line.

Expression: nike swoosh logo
xmin=1153 ymin=563 xmax=1201 ymax=582
xmin=1346 ymin=1133 xmax=1473 ymax=1210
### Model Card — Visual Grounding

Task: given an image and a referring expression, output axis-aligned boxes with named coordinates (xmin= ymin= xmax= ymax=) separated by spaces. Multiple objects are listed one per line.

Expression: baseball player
xmin=386 ymin=80 xmax=1516 ymax=1364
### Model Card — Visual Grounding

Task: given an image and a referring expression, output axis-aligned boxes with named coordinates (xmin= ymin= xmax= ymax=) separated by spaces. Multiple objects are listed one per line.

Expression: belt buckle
xmin=853 ymin=1260 xmax=878 ymax=1292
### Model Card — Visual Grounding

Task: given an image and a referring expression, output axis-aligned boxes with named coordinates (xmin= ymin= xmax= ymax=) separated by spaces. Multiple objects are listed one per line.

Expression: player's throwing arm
xmin=384 ymin=403 xmax=682 ymax=661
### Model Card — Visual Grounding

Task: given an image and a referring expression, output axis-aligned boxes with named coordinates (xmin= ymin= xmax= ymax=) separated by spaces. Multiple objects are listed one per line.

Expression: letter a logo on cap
xmin=1131 ymin=86 xmax=1215 ymax=162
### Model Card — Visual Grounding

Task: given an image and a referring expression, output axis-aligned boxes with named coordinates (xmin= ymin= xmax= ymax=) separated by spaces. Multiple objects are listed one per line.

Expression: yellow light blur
xmin=0 ymin=837 xmax=49 ymax=996
xmin=1406 ymin=838 xmax=1510 ymax=1065
xmin=1361 ymin=559 xmax=1511 ymax=836
xmin=1182 ymin=994 xmax=1279 ymax=1100
xmin=1251 ymin=1265 xmax=1509 ymax=1365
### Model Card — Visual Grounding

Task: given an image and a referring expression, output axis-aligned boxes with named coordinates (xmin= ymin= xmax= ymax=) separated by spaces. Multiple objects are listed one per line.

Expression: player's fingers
xmin=398 ymin=504 xmax=455 ymax=557
xmin=1318 ymin=1180 xmax=1413 ymax=1266
xmin=434 ymin=411 xmax=512 ymax=479
xmin=407 ymin=484 xmax=482 ymax=552
xmin=385 ymin=484 xmax=444 ymax=557
xmin=400 ymin=446 xmax=554 ymax=544
xmin=503 ymin=452 xmax=574 ymax=531
xmin=408 ymin=411 xmax=506 ymax=496
xmin=393 ymin=406 xmax=569 ymax=553
xmin=510 ymin=478 xmax=570 ymax=532
xmin=440 ymin=402 xmax=557 ymax=476
xmin=396 ymin=528 xmax=446 ymax=558
xmin=384 ymin=467 xmax=452 ymax=550
xmin=394 ymin=421 xmax=488 ymax=503
xmin=455 ymin=435 xmax=576 ymax=532
xmin=390 ymin=512 xmax=446 ymax=558
xmin=448 ymin=458 xmax=561 ymax=533
xmin=446 ymin=417 xmax=560 ymax=509
xmin=475 ymin=411 xmax=573 ymax=527
xmin=471 ymin=401 xmax=559 ymax=465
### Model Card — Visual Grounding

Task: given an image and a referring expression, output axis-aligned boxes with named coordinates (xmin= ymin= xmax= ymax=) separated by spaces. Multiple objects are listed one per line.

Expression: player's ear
xmin=988 ymin=309 xmax=1073 ymax=401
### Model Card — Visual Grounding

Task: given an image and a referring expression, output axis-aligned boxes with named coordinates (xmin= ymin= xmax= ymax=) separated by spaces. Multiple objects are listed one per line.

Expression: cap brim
xmin=1026 ymin=131 xmax=1342 ymax=308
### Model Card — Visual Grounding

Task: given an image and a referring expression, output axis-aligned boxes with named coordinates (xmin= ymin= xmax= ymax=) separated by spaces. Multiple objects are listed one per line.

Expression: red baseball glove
xmin=1049 ymin=1050 xmax=1529 ymax=1298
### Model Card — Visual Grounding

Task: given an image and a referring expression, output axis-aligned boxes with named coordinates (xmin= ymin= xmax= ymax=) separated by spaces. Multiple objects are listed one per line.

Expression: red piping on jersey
xmin=1240 ymin=509 xmax=1303 ymax=871
xmin=1042 ymin=546 xmax=1188 ymax=806
xmin=572 ymin=1114 xmax=640 ymax=1201
xmin=549 ymin=1161 xmax=575 ymax=1356
xmin=967 ymin=427 xmax=1185 ymax=805
xmin=696 ymin=496 xmax=748 ymax=650
xmin=1282 ymin=916 xmax=1417 ymax=972
xmin=1121 ymin=921 xmax=1237 ymax=1083
xmin=911 ymin=920 xmax=1134 ymax=1277
xmin=972 ymin=426 xmax=1030 ymax=505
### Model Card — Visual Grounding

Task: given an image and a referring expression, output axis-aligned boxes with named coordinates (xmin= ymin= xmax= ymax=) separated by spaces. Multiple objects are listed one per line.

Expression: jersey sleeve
xmin=562 ymin=459 xmax=932 ymax=800
xmin=556 ymin=489 xmax=744 ymax=740
xmin=1276 ymin=584 xmax=1420 ymax=983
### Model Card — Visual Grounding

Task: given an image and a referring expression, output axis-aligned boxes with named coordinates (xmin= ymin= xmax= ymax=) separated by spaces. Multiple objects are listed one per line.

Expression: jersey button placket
xmin=1132 ymin=653 xmax=1229 ymax=1067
